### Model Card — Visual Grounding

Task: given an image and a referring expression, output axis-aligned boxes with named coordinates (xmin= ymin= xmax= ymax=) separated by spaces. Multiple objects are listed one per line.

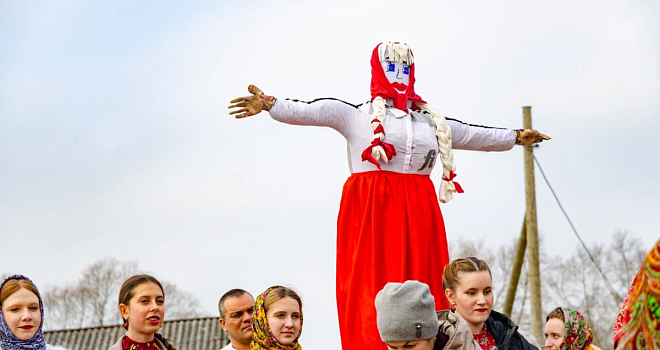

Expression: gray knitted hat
xmin=375 ymin=280 xmax=438 ymax=342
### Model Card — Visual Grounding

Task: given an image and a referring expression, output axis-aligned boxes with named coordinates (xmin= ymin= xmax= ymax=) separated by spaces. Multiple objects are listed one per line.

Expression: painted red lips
xmin=391 ymin=82 xmax=408 ymax=91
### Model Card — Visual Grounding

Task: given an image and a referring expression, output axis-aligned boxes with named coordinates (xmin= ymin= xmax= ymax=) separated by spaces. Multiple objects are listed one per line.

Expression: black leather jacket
xmin=485 ymin=310 xmax=538 ymax=350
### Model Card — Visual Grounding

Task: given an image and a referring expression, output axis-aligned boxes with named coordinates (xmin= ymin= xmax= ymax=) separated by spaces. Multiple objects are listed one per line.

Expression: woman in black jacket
xmin=433 ymin=257 xmax=538 ymax=350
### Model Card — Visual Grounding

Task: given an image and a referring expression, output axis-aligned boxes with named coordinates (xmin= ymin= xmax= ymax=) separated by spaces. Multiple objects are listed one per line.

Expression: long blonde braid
xmin=369 ymin=96 xmax=388 ymax=162
xmin=418 ymin=103 xmax=459 ymax=203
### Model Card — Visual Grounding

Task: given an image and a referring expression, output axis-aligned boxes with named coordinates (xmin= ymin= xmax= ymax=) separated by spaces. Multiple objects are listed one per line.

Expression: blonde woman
xmin=229 ymin=42 xmax=548 ymax=350
xmin=250 ymin=286 xmax=302 ymax=350
xmin=440 ymin=257 xmax=537 ymax=350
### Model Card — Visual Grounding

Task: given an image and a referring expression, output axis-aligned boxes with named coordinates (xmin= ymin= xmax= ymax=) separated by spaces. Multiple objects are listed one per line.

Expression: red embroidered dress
xmin=122 ymin=336 xmax=162 ymax=350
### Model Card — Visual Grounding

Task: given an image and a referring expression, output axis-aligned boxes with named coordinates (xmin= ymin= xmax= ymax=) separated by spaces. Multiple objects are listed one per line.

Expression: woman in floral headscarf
xmin=0 ymin=275 xmax=67 ymax=350
xmin=612 ymin=239 xmax=660 ymax=350
xmin=544 ymin=307 xmax=600 ymax=350
xmin=251 ymin=286 xmax=303 ymax=350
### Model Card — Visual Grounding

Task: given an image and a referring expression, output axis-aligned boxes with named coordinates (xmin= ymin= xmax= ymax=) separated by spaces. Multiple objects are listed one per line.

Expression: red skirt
xmin=336 ymin=171 xmax=451 ymax=350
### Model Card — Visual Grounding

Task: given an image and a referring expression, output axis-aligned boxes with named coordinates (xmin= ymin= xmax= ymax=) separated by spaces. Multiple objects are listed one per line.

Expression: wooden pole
xmin=503 ymin=217 xmax=527 ymax=317
xmin=523 ymin=106 xmax=544 ymax=344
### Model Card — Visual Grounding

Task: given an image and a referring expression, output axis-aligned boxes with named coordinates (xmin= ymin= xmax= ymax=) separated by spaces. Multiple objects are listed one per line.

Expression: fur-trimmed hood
xmin=434 ymin=309 xmax=482 ymax=350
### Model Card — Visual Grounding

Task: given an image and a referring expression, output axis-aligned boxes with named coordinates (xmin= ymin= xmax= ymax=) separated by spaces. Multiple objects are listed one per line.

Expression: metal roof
xmin=44 ymin=317 xmax=229 ymax=350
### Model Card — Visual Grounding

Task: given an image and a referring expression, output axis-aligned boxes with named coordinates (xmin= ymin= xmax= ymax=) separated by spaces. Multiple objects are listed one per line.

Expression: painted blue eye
xmin=387 ymin=63 xmax=395 ymax=72
xmin=403 ymin=66 xmax=410 ymax=75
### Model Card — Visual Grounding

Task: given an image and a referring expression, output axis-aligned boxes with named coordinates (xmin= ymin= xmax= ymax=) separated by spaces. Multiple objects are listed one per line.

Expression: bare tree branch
xmin=41 ymin=257 xmax=204 ymax=330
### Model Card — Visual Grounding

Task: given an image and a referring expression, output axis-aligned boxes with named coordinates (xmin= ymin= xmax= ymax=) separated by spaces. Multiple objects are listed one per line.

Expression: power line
xmin=533 ymin=154 xmax=623 ymax=303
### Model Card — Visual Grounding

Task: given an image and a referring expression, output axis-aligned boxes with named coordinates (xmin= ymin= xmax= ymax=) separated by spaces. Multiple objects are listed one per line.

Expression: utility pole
xmin=523 ymin=106 xmax=543 ymax=344
xmin=503 ymin=217 xmax=527 ymax=317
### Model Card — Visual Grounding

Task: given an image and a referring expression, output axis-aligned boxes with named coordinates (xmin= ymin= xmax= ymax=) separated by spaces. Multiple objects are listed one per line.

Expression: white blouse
xmin=269 ymin=98 xmax=516 ymax=175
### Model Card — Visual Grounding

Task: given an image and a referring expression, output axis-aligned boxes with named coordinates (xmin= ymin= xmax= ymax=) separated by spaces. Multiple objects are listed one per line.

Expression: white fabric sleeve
xmin=268 ymin=98 xmax=362 ymax=139
xmin=447 ymin=118 xmax=516 ymax=151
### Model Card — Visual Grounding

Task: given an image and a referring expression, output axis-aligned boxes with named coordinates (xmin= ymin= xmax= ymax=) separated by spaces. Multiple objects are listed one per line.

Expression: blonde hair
xmin=264 ymin=286 xmax=302 ymax=312
xmin=377 ymin=42 xmax=415 ymax=64
xmin=442 ymin=257 xmax=492 ymax=292
xmin=417 ymin=103 xmax=457 ymax=203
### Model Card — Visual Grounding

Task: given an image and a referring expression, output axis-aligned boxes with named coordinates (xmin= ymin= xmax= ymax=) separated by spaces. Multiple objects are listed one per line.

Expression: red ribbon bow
xmin=371 ymin=119 xmax=385 ymax=135
xmin=442 ymin=171 xmax=464 ymax=193
xmin=361 ymin=139 xmax=396 ymax=170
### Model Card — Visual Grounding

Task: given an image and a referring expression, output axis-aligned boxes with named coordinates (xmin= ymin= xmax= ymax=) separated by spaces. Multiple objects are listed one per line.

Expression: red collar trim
xmin=122 ymin=336 xmax=162 ymax=350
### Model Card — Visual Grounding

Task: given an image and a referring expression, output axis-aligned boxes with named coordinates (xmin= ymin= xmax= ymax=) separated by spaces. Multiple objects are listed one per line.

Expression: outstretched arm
xmin=228 ymin=85 xmax=363 ymax=138
xmin=447 ymin=118 xmax=549 ymax=151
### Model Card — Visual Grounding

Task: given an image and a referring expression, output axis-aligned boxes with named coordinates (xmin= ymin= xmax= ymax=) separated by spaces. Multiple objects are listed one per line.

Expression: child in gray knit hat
xmin=375 ymin=280 xmax=439 ymax=349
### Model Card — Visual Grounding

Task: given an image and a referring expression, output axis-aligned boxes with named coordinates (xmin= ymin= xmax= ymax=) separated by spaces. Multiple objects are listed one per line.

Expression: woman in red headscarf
xmin=229 ymin=42 xmax=548 ymax=350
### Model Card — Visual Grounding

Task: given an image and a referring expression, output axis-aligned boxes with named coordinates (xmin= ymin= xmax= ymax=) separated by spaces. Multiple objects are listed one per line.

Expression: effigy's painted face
xmin=380 ymin=59 xmax=410 ymax=92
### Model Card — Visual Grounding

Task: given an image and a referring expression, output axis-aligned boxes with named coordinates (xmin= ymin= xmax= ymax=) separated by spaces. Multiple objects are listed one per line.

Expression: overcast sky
xmin=1 ymin=1 xmax=659 ymax=349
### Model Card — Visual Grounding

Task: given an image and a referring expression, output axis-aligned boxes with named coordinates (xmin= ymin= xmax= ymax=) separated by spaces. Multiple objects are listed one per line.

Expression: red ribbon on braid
xmin=361 ymin=138 xmax=396 ymax=170
xmin=442 ymin=171 xmax=464 ymax=193
xmin=373 ymin=123 xmax=384 ymax=135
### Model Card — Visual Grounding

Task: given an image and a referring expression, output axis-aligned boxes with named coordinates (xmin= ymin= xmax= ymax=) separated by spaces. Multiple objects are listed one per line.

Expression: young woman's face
xmin=1 ymin=288 xmax=41 ymax=341
xmin=544 ymin=318 xmax=565 ymax=350
xmin=445 ymin=271 xmax=494 ymax=330
xmin=266 ymin=297 xmax=301 ymax=345
xmin=385 ymin=338 xmax=435 ymax=350
xmin=120 ymin=282 xmax=165 ymax=340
